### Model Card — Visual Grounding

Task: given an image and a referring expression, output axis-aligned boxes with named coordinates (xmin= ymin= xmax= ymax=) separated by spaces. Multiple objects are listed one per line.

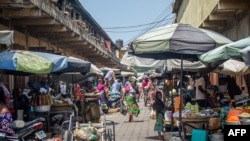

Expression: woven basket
xmin=208 ymin=117 xmax=221 ymax=131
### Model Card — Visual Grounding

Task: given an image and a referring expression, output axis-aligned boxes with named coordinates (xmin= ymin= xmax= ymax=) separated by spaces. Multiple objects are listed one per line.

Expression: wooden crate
xmin=51 ymin=104 xmax=72 ymax=111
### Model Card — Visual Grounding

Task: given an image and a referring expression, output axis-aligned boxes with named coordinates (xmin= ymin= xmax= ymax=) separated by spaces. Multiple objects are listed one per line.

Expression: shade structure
xmin=52 ymin=63 xmax=103 ymax=83
xmin=0 ymin=50 xmax=68 ymax=74
xmin=0 ymin=30 xmax=14 ymax=46
xmin=212 ymin=59 xmax=250 ymax=76
xmin=120 ymin=71 xmax=136 ymax=77
xmin=100 ymin=67 xmax=120 ymax=71
xmin=52 ymin=56 xmax=91 ymax=74
xmin=167 ymin=59 xmax=207 ymax=72
xmin=121 ymin=51 xmax=209 ymax=74
xmin=129 ymin=23 xmax=232 ymax=59
xmin=100 ymin=67 xmax=121 ymax=76
xmin=128 ymin=23 xmax=232 ymax=136
xmin=52 ymin=72 xmax=97 ymax=84
xmin=199 ymin=37 xmax=250 ymax=65
xmin=166 ymin=58 xmax=250 ymax=76
xmin=239 ymin=46 xmax=250 ymax=66
xmin=121 ymin=51 xmax=165 ymax=68
xmin=89 ymin=64 xmax=103 ymax=76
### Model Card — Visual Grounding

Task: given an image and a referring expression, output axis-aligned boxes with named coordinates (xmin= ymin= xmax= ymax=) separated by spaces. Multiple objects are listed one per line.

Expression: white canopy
xmin=120 ymin=71 xmax=136 ymax=76
xmin=89 ymin=64 xmax=103 ymax=76
xmin=120 ymin=51 xmax=165 ymax=68
xmin=239 ymin=46 xmax=250 ymax=66
xmin=212 ymin=59 xmax=250 ymax=75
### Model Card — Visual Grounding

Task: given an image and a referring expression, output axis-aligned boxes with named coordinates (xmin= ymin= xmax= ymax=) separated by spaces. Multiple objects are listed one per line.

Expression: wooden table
xmin=176 ymin=116 xmax=210 ymax=139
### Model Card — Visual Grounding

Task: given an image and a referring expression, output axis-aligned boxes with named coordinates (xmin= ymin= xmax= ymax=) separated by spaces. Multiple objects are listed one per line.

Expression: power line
xmin=124 ymin=5 xmax=174 ymax=45
xmin=123 ymin=1 xmax=175 ymax=45
xmin=103 ymin=18 xmax=174 ymax=29
xmin=105 ymin=17 xmax=175 ymax=33
xmin=132 ymin=5 xmax=172 ymax=38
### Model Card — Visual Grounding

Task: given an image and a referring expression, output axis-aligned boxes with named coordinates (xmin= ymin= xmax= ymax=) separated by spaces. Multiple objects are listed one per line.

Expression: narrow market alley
xmin=104 ymin=99 xmax=160 ymax=141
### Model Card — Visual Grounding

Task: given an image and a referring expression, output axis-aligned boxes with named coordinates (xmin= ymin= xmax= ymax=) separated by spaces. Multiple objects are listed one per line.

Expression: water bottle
xmin=194 ymin=102 xmax=199 ymax=115
xmin=30 ymin=106 xmax=34 ymax=112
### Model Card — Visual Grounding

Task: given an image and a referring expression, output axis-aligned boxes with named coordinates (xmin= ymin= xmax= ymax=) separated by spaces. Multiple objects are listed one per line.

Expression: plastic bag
xmin=150 ymin=109 xmax=156 ymax=119
xmin=73 ymin=126 xmax=100 ymax=141
xmin=164 ymin=110 xmax=172 ymax=122
xmin=120 ymin=101 xmax=127 ymax=115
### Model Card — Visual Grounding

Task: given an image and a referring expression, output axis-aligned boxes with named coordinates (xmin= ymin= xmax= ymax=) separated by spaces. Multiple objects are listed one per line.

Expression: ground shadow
xmin=123 ymin=120 xmax=145 ymax=123
xmin=106 ymin=121 xmax=119 ymax=125
xmin=145 ymin=136 xmax=159 ymax=140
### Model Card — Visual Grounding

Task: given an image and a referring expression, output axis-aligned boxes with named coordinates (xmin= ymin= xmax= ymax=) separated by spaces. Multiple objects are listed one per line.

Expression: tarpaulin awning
xmin=0 ymin=30 xmax=14 ymax=46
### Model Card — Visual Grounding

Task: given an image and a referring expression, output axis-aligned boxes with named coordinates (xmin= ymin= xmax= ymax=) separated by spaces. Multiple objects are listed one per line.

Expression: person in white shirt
xmin=194 ymin=76 xmax=207 ymax=107
xmin=59 ymin=81 xmax=68 ymax=98
xmin=104 ymin=70 xmax=116 ymax=82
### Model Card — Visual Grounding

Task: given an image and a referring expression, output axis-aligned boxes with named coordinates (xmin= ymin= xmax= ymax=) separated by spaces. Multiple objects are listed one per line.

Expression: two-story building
xmin=0 ymin=0 xmax=123 ymax=89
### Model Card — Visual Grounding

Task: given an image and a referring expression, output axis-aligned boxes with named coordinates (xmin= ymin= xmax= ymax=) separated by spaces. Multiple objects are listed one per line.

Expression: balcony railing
xmin=29 ymin=0 xmax=120 ymax=64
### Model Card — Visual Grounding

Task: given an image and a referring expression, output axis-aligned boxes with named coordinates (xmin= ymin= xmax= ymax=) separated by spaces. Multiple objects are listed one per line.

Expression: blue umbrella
xmin=52 ymin=56 xmax=91 ymax=74
xmin=0 ymin=50 xmax=68 ymax=75
xmin=51 ymin=57 xmax=92 ymax=84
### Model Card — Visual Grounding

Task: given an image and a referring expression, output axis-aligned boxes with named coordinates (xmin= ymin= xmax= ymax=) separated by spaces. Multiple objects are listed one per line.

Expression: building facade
xmin=173 ymin=0 xmax=250 ymax=93
xmin=0 ymin=0 xmax=122 ymax=89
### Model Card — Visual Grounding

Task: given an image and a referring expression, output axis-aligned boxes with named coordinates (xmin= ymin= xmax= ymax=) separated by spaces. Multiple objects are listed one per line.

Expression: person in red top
xmin=146 ymin=76 xmax=157 ymax=109
xmin=142 ymin=75 xmax=149 ymax=88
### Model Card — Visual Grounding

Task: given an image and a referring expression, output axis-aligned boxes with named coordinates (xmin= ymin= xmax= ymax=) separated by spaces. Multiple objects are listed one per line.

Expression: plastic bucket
xmin=209 ymin=133 xmax=224 ymax=141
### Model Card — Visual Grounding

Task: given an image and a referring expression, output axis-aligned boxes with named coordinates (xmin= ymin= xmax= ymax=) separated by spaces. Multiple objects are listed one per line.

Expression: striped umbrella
xmin=129 ymin=23 xmax=232 ymax=136
xmin=129 ymin=23 xmax=232 ymax=59
xmin=0 ymin=50 xmax=68 ymax=74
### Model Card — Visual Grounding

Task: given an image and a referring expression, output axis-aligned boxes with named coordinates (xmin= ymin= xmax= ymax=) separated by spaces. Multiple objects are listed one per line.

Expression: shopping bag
xmin=150 ymin=109 xmax=156 ymax=119
xmin=120 ymin=101 xmax=127 ymax=115
xmin=164 ymin=110 xmax=172 ymax=122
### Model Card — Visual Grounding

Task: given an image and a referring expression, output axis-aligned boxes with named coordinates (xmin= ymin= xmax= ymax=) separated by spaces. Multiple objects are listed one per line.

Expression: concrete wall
xmin=177 ymin=0 xmax=219 ymax=27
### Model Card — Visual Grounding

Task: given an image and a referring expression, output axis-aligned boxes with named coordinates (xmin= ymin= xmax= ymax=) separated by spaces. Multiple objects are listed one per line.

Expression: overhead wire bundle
xmin=103 ymin=1 xmax=175 ymax=46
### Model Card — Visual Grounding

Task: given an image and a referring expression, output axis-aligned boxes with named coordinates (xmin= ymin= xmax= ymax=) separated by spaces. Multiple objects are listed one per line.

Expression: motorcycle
xmin=0 ymin=117 xmax=47 ymax=141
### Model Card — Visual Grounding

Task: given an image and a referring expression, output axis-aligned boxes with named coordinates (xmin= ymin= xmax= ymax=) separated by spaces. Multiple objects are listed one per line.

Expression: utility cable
xmin=105 ymin=17 xmax=175 ymax=33
xmin=124 ymin=3 xmax=174 ymax=45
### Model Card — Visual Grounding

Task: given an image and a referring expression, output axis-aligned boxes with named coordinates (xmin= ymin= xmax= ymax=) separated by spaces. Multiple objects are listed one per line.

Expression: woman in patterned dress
xmin=153 ymin=91 xmax=165 ymax=140
xmin=122 ymin=76 xmax=140 ymax=122
xmin=0 ymin=86 xmax=15 ymax=136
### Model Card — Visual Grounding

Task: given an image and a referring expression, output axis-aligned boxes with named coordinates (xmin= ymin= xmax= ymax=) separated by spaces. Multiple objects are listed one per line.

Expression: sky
xmin=79 ymin=0 xmax=175 ymax=46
